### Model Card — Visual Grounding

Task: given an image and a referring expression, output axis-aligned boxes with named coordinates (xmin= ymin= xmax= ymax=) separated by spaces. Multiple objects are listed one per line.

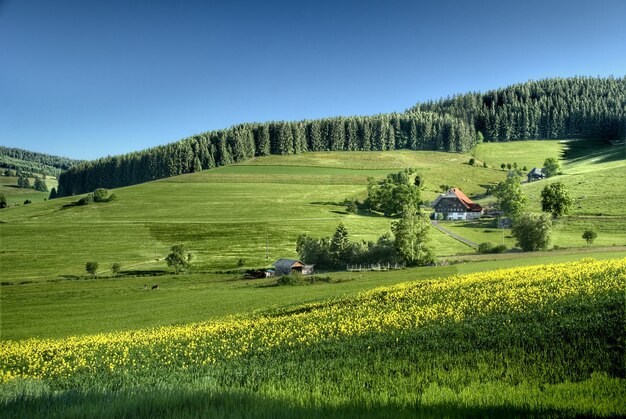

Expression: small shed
xmin=272 ymin=259 xmax=314 ymax=276
xmin=527 ymin=168 xmax=545 ymax=182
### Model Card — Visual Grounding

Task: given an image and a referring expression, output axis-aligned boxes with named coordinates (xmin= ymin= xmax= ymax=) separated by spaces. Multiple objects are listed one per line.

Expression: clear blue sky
xmin=1 ymin=0 xmax=625 ymax=160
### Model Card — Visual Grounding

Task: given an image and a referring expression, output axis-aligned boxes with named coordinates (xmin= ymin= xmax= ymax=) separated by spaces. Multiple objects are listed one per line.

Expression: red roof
xmin=451 ymin=188 xmax=482 ymax=212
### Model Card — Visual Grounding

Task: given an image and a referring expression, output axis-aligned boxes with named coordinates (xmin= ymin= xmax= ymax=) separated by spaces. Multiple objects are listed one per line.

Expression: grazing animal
xmin=143 ymin=284 xmax=147 ymax=290
xmin=151 ymin=284 xmax=159 ymax=290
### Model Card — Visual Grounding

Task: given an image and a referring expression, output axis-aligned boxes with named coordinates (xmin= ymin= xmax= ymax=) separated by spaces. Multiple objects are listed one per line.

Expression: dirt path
xmin=430 ymin=220 xmax=478 ymax=248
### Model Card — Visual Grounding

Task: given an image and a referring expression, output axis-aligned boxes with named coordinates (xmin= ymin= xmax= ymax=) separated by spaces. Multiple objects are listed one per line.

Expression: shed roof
xmin=272 ymin=259 xmax=304 ymax=269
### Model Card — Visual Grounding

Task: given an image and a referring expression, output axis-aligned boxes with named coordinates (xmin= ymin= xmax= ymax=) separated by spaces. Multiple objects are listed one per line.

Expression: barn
xmin=431 ymin=188 xmax=483 ymax=221
xmin=272 ymin=259 xmax=314 ymax=276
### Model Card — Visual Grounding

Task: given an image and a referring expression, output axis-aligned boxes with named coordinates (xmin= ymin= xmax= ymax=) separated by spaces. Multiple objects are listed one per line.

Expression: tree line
xmin=0 ymin=146 xmax=82 ymax=177
xmin=56 ymin=76 xmax=625 ymax=197
xmin=410 ymin=76 xmax=626 ymax=142
xmin=56 ymin=112 xmax=475 ymax=196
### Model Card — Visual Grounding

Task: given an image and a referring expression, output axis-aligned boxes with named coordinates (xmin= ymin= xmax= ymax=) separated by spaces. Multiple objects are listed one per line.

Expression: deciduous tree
xmin=511 ymin=213 xmax=552 ymax=251
xmin=541 ymin=181 xmax=572 ymax=218
xmin=493 ymin=176 xmax=527 ymax=220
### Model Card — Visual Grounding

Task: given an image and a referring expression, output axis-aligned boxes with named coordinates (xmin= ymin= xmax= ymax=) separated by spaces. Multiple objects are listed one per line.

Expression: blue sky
xmin=1 ymin=0 xmax=625 ymax=160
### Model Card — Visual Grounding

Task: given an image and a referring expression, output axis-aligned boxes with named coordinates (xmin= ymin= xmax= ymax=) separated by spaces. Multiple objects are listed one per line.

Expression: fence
xmin=346 ymin=263 xmax=405 ymax=272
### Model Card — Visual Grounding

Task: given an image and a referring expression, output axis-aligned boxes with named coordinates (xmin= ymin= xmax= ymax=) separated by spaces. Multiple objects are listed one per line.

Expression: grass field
xmin=2 ymin=140 xmax=625 ymax=417
xmin=0 ymin=175 xmax=56 ymax=205
xmin=1 ymin=140 xmax=624 ymax=281
xmin=0 ymin=150 xmax=505 ymax=282
xmin=2 ymin=258 xmax=624 ymax=417
xmin=2 ymin=246 xmax=624 ymax=341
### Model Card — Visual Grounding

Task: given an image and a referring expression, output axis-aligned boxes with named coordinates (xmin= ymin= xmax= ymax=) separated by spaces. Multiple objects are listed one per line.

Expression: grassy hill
xmin=0 ymin=174 xmax=57 ymax=205
xmin=2 ymin=258 xmax=624 ymax=417
xmin=1 ymin=140 xmax=624 ymax=283
xmin=0 ymin=149 xmax=504 ymax=282
xmin=0 ymin=146 xmax=82 ymax=177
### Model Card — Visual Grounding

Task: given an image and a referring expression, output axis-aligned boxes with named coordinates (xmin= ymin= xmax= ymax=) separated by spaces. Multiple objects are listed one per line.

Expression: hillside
xmin=2 ymin=258 xmax=624 ymax=417
xmin=56 ymin=76 xmax=626 ymax=196
xmin=1 ymin=139 xmax=624 ymax=283
xmin=0 ymin=146 xmax=82 ymax=177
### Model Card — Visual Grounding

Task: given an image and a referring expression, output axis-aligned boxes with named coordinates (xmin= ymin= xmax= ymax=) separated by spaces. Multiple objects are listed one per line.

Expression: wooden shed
xmin=272 ymin=259 xmax=314 ymax=276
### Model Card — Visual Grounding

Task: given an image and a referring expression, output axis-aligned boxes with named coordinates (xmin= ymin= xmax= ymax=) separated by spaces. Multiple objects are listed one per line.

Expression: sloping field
xmin=2 ymin=258 xmax=624 ymax=417
xmin=0 ymin=150 xmax=502 ymax=281
xmin=1 ymin=140 xmax=623 ymax=282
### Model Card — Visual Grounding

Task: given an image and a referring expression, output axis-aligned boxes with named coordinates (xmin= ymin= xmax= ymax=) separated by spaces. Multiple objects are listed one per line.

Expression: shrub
xmin=468 ymin=158 xmax=475 ymax=166
xmin=478 ymin=242 xmax=508 ymax=254
xmin=492 ymin=244 xmax=508 ymax=253
xmin=477 ymin=242 xmax=494 ymax=254
xmin=77 ymin=193 xmax=94 ymax=206
xmin=277 ymin=272 xmax=306 ymax=286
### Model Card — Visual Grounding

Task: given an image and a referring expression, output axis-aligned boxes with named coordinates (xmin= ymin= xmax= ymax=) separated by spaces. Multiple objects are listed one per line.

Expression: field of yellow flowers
xmin=1 ymin=258 xmax=625 ymax=418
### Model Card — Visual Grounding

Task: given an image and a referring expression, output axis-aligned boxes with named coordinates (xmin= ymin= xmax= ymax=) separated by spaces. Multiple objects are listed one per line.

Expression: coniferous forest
xmin=57 ymin=77 xmax=625 ymax=196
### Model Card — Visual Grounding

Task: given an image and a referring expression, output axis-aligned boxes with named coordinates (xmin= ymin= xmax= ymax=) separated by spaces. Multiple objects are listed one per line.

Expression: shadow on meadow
xmin=561 ymin=139 xmax=624 ymax=166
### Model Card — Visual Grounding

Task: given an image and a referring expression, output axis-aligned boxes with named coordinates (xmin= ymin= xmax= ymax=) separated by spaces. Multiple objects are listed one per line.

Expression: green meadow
xmin=1 ymin=139 xmax=626 ymax=417
xmin=0 ymin=175 xmax=56 ymax=205
xmin=0 ymin=149 xmax=503 ymax=282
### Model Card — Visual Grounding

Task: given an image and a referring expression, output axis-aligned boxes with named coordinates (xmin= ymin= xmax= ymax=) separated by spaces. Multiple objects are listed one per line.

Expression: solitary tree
xmin=582 ymin=230 xmax=598 ymax=246
xmin=493 ymin=176 xmax=527 ymax=220
xmin=391 ymin=205 xmax=433 ymax=266
xmin=330 ymin=223 xmax=350 ymax=266
xmin=85 ymin=261 xmax=98 ymax=277
xmin=166 ymin=244 xmax=192 ymax=273
xmin=543 ymin=157 xmax=561 ymax=178
xmin=541 ymin=181 xmax=572 ymax=218
xmin=111 ymin=263 xmax=122 ymax=276
xmin=49 ymin=187 xmax=57 ymax=200
xmin=511 ymin=213 xmax=552 ymax=251
xmin=0 ymin=193 xmax=7 ymax=209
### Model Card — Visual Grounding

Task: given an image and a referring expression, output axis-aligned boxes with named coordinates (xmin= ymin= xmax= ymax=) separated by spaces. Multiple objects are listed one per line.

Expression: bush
xmin=277 ymin=272 xmax=306 ymax=286
xmin=477 ymin=242 xmax=494 ymax=254
xmin=77 ymin=193 xmax=94 ymax=206
xmin=478 ymin=242 xmax=508 ymax=254
xmin=23 ymin=199 xmax=32 ymax=205
xmin=468 ymin=158 xmax=475 ymax=166
xmin=492 ymin=244 xmax=508 ymax=253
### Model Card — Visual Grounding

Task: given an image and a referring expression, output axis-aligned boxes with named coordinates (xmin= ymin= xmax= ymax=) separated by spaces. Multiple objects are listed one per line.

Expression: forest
xmin=56 ymin=77 xmax=625 ymax=197
xmin=0 ymin=146 xmax=83 ymax=177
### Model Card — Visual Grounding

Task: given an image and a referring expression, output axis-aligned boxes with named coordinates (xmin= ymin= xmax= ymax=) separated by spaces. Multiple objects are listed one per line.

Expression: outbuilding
xmin=272 ymin=259 xmax=314 ymax=276
xmin=527 ymin=167 xmax=545 ymax=182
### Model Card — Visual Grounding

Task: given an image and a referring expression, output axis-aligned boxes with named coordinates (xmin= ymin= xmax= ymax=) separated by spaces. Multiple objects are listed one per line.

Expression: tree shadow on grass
xmin=561 ymin=139 xmax=625 ymax=166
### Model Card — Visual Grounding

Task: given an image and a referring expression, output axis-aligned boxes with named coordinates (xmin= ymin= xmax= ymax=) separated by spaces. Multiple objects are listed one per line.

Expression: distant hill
xmin=0 ymin=146 xmax=83 ymax=177
xmin=57 ymin=76 xmax=626 ymax=196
